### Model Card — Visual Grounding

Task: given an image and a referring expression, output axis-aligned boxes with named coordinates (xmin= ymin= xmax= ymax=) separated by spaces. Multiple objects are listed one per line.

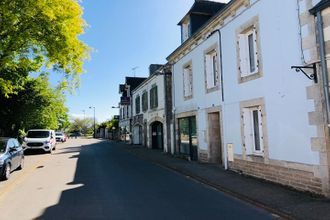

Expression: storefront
xmin=178 ymin=116 xmax=198 ymax=161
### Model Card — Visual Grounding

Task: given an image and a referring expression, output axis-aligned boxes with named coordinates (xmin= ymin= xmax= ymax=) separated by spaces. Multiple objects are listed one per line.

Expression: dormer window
xmin=181 ymin=19 xmax=191 ymax=43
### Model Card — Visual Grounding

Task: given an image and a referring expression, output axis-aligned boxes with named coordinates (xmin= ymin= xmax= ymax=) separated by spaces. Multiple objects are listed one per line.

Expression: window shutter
xmin=243 ymin=108 xmax=253 ymax=155
xmin=213 ymin=52 xmax=219 ymax=86
xmin=205 ymin=54 xmax=213 ymax=89
xmin=238 ymin=34 xmax=248 ymax=76
xmin=189 ymin=69 xmax=193 ymax=96
xmin=253 ymin=27 xmax=259 ymax=73
xmin=155 ymin=87 xmax=158 ymax=108
xmin=257 ymin=107 xmax=264 ymax=152
xmin=183 ymin=69 xmax=189 ymax=97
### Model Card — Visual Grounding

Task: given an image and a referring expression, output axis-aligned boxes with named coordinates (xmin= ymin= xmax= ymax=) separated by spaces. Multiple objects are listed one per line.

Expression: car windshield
xmin=56 ymin=132 xmax=63 ymax=136
xmin=27 ymin=131 xmax=50 ymax=138
xmin=0 ymin=140 xmax=7 ymax=153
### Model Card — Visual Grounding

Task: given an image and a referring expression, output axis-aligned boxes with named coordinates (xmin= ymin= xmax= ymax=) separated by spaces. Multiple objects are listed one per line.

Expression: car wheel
xmin=17 ymin=157 xmax=24 ymax=170
xmin=2 ymin=163 xmax=11 ymax=180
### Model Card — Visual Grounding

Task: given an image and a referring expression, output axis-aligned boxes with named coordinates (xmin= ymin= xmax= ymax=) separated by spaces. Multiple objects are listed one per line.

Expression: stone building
xmin=131 ymin=64 xmax=173 ymax=153
xmin=167 ymin=0 xmax=330 ymax=196
xmin=118 ymin=77 xmax=147 ymax=142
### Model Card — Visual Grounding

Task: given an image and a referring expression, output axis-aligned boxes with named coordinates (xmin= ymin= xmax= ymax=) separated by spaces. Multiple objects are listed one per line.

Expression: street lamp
xmin=89 ymin=106 xmax=95 ymax=138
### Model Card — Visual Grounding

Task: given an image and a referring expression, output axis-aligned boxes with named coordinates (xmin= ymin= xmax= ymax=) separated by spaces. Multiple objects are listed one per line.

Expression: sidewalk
xmin=116 ymin=142 xmax=330 ymax=220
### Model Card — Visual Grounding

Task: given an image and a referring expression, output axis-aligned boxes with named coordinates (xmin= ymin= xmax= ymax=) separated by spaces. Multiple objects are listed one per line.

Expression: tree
xmin=68 ymin=117 xmax=94 ymax=135
xmin=0 ymin=0 xmax=90 ymax=96
xmin=0 ymin=75 xmax=69 ymax=136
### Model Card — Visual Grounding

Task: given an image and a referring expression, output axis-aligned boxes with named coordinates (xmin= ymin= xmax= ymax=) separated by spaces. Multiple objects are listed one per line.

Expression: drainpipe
xmin=209 ymin=29 xmax=228 ymax=170
xmin=316 ymin=11 xmax=330 ymax=126
xmin=171 ymin=64 xmax=177 ymax=155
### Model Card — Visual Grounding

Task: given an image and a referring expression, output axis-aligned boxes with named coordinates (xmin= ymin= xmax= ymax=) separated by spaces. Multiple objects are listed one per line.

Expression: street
xmin=0 ymin=139 xmax=274 ymax=220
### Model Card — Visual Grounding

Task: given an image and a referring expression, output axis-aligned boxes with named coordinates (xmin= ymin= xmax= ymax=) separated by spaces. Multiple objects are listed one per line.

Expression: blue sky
xmin=66 ymin=0 xmax=228 ymax=122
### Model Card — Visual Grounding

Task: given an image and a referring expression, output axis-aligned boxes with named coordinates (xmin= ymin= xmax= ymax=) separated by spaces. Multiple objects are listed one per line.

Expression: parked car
xmin=0 ymin=138 xmax=24 ymax=180
xmin=22 ymin=129 xmax=56 ymax=153
xmin=69 ymin=132 xmax=81 ymax=139
xmin=55 ymin=132 xmax=67 ymax=142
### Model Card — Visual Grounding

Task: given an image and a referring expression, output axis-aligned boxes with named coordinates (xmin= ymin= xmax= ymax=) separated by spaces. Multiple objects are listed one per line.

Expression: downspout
xmin=171 ymin=64 xmax=177 ymax=154
xmin=316 ymin=11 xmax=330 ymax=126
xmin=209 ymin=29 xmax=227 ymax=170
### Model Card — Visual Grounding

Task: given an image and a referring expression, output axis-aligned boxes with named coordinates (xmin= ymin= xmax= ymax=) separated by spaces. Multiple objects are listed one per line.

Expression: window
xmin=135 ymin=96 xmax=141 ymax=114
xmin=242 ymin=106 xmax=264 ymax=155
xmin=150 ymin=86 xmax=158 ymax=109
xmin=238 ymin=26 xmax=259 ymax=77
xmin=181 ymin=20 xmax=191 ymax=42
xmin=205 ymin=49 xmax=219 ymax=90
xmin=142 ymin=91 xmax=148 ymax=112
xmin=178 ymin=117 xmax=198 ymax=161
xmin=183 ymin=64 xmax=193 ymax=98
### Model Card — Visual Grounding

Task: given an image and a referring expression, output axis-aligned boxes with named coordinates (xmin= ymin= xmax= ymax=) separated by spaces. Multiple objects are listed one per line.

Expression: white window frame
xmin=182 ymin=20 xmax=191 ymax=42
xmin=205 ymin=49 xmax=219 ymax=90
xmin=243 ymin=106 xmax=264 ymax=156
xmin=183 ymin=64 xmax=193 ymax=99
xmin=238 ymin=26 xmax=259 ymax=77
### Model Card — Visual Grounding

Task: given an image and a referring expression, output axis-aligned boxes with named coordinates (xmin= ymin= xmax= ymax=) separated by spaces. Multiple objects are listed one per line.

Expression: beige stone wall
xmin=300 ymin=0 xmax=330 ymax=196
xmin=229 ymin=159 xmax=323 ymax=194
xmin=198 ymin=150 xmax=209 ymax=163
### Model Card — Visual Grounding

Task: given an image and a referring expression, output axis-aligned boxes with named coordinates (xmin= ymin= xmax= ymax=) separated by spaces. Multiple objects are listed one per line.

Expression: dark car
xmin=0 ymin=138 xmax=24 ymax=180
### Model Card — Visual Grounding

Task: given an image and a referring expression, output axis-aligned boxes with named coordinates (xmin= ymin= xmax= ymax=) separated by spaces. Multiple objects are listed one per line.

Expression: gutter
xmin=209 ymin=29 xmax=228 ymax=170
xmin=316 ymin=11 xmax=330 ymax=125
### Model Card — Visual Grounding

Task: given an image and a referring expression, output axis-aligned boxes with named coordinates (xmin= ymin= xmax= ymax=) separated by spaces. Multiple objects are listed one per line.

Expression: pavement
xmin=120 ymin=141 xmax=330 ymax=220
xmin=0 ymin=138 xmax=274 ymax=220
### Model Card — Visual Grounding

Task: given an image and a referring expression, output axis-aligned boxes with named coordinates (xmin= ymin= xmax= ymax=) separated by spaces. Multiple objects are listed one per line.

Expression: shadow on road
xmin=36 ymin=140 xmax=271 ymax=220
xmin=36 ymin=140 xmax=109 ymax=219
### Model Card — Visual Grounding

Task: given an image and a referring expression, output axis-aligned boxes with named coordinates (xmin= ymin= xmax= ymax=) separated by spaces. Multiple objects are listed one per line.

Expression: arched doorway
xmin=150 ymin=121 xmax=163 ymax=149
xmin=132 ymin=125 xmax=142 ymax=145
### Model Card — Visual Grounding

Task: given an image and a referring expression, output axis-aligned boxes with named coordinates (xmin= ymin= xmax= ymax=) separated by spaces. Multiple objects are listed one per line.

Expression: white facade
xmin=173 ymin=33 xmax=223 ymax=162
xmin=132 ymin=74 xmax=170 ymax=152
xmin=219 ymin=0 xmax=319 ymax=164
xmin=169 ymin=0 xmax=327 ymax=194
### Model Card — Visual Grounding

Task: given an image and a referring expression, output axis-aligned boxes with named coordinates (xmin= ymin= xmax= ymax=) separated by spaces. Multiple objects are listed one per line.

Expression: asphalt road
xmin=0 ymin=139 xmax=274 ymax=220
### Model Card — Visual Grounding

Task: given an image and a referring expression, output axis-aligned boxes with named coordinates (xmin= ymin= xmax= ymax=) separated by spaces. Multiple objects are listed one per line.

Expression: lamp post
xmin=89 ymin=106 xmax=95 ymax=138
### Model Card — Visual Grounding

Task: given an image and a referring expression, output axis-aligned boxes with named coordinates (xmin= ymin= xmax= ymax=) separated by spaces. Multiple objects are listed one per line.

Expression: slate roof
xmin=178 ymin=0 xmax=227 ymax=25
xmin=310 ymin=0 xmax=330 ymax=14
xmin=125 ymin=77 xmax=147 ymax=91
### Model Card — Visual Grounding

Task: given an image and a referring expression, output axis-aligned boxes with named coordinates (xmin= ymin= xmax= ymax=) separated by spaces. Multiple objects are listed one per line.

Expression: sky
xmin=65 ymin=0 xmax=229 ymax=123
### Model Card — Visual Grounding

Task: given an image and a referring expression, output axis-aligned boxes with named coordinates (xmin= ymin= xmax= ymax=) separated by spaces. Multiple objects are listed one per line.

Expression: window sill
xmin=184 ymin=95 xmax=193 ymax=101
xmin=206 ymin=85 xmax=220 ymax=94
xmin=239 ymin=71 xmax=262 ymax=84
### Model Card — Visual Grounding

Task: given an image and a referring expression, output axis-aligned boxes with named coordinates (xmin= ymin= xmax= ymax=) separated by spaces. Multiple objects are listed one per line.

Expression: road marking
xmin=0 ymin=155 xmax=51 ymax=203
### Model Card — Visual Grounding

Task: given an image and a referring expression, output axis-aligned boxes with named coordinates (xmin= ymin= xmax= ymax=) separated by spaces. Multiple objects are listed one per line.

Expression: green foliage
xmin=98 ymin=118 xmax=119 ymax=130
xmin=68 ymin=117 xmax=94 ymax=135
xmin=0 ymin=76 xmax=69 ymax=136
xmin=0 ymin=0 xmax=90 ymax=96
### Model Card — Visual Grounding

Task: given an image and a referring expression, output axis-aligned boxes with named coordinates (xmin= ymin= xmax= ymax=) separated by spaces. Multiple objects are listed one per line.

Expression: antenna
xmin=131 ymin=66 xmax=139 ymax=77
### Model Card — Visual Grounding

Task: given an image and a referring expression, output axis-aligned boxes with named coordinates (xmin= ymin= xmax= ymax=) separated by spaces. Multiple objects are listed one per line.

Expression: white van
xmin=23 ymin=129 xmax=56 ymax=153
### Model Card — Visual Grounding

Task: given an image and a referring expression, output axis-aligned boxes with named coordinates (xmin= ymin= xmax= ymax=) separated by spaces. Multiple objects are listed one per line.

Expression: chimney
xmin=149 ymin=64 xmax=164 ymax=76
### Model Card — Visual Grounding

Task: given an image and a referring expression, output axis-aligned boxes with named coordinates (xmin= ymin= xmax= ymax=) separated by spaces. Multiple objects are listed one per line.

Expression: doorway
xmin=208 ymin=112 xmax=222 ymax=164
xmin=178 ymin=116 xmax=198 ymax=161
xmin=132 ymin=125 xmax=142 ymax=145
xmin=150 ymin=121 xmax=163 ymax=149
